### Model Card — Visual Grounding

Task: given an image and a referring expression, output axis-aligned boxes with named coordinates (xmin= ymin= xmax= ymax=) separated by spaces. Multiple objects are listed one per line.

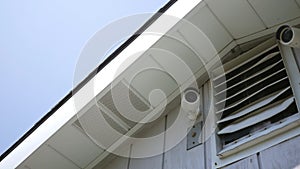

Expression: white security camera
xmin=181 ymin=88 xmax=201 ymax=120
xmin=276 ymin=25 xmax=300 ymax=48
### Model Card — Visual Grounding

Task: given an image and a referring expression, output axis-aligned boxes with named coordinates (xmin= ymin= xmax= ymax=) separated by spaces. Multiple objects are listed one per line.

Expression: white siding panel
xmin=164 ymin=107 xmax=205 ymax=169
xmin=129 ymin=156 xmax=162 ymax=169
xmin=222 ymin=154 xmax=259 ymax=169
xmin=260 ymin=135 xmax=300 ymax=169
xmin=164 ymin=138 xmax=205 ymax=169
xmin=99 ymin=156 xmax=128 ymax=169
xmin=129 ymin=117 xmax=165 ymax=169
xmin=248 ymin=0 xmax=300 ymax=27
xmin=206 ymin=0 xmax=266 ymax=38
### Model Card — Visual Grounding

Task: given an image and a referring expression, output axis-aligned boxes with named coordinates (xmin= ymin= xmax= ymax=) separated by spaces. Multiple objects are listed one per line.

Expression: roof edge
xmin=0 ymin=0 xmax=177 ymax=162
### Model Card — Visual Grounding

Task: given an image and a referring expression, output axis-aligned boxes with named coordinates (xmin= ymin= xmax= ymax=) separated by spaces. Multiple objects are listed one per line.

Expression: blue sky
xmin=0 ymin=0 xmax=167 ymax=155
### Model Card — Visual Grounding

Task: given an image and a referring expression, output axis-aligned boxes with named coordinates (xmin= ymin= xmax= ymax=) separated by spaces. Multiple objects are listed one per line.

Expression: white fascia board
xmin=0 ymin=0 xmax=203 ymax=168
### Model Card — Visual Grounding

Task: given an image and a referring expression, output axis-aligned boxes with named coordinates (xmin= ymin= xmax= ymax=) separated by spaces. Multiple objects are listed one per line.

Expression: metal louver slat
xmin=216 ymin=76 xmax=288 ymax=114
xmin=218 ymin=97 xmax=294 ymax=134
xmin=217 ymin=87 xmax=291 ymax=124
xmin=215 ymin=68 xmax=286 ymax=105
xmin=218 ymin=113 xmax=300 ymax=157
xmin=213 ymin=45 xmax=278 ymax=82
xmin=213 ymin=51 xmax=279 ymax=88
xmin=215 ymin=59 xmax=283 ymax=97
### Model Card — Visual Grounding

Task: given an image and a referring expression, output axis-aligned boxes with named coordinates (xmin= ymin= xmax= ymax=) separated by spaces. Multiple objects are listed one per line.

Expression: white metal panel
xmin=222 ymin=154 xmax=259 ymax=169
xmin=130 ymin=117 xmax=165 ymax=158
xmin=260 ymin=135 xmax=300 ymax=169
xmin=48 ymin=125 xmax=104 ymax=168
xmin=98 ymin=156 xmax=128 ymax=169
xmin=164 ymin=137 xmax=205 ymax=169
xmin=129 ymin=156 xmax=162 ymax=169
xmin=248 ymin=0 xmax=300 ymax=27
xmin=129 ymin=117 xmax=165 ymax=169
xmin=205 ymin=0 xmax=266 ymax=39
xmin=164 ymin=106 xmax=205 ymax=169
xmin=183 ymin=4 xmax=233 ymax=59
xmin=21 ymin=145 xmax=80 ymax=169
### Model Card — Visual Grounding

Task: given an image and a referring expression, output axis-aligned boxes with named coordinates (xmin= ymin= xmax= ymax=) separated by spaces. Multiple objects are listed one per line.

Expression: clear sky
xmin=0 ymin=0 xmax=167 ymax=155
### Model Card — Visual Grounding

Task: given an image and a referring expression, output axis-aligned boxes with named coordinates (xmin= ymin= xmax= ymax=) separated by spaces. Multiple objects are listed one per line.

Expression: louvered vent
xmin=213 ymin=44 xmax=298 ymax=157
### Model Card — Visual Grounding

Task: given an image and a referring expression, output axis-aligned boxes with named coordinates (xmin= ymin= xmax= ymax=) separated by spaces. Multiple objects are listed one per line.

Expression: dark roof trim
xmin=0 ymin=0 xmax=177 ymax=162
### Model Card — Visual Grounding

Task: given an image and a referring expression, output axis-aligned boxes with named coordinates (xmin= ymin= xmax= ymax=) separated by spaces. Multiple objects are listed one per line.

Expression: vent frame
xmin=212 ymin=41 xmax=300 ymax=159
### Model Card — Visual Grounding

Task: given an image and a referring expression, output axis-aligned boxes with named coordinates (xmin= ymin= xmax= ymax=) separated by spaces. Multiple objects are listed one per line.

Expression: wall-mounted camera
xmin=181 ymin=88 xmax=201 ymax=121
xmin=276 ymin=25 xmax=300 ymax=48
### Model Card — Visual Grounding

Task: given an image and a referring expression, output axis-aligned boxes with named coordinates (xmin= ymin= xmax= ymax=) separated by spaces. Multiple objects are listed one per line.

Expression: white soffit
xmin=120 ymin=54 xmax=178 ymax=107
xmin=205 ymin=0 xmax=266 ymax=39
xmin=151 ymin=31 xmax=204 ymax=74
xmin=17 ymin=145 xmax=80 ymax=169
xmin=248 ymin=0 xmax=300 ymax=28
xmin=47 ymin=125 xmax=104 ymax=168
xmin=0 ymin=0 xmax=204 ymax=168
xmin=185 ymin=4 xmax=233 ymax=53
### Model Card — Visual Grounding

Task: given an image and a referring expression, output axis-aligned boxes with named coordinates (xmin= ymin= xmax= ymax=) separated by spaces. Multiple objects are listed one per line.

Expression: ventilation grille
xmin=213 ymin=44 xmax=298 ymax=156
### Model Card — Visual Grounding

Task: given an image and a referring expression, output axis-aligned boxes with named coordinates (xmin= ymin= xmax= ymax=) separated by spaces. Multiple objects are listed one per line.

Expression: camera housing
xmin=276 ymin=25 xmax=300 ymax=48
xmin=181 ymin=88 xmax=201 ymax=120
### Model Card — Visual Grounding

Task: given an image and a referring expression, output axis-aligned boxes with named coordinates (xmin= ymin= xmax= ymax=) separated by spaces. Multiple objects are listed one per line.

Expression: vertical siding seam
xmin=205 ymin=4 xmax=235 ymax=40
xmin=295 ymin=0 xmax=300 ymax=9
xmin=245 ymin=0 xmax=268 ymax=29
xmin=202 ymin=86 xmax=208 ymax=169
xmin=256 ymin=152 xmax=263 ymax=169
xmin=127 ymin=144 xmax=133 ymax=169
xmin=162 ymin=115 xmax=168 ymax=169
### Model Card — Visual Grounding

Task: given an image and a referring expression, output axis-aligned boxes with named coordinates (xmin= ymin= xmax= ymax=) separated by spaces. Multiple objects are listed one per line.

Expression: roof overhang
xmin=2 ymin=0 xmax=300 ymax=168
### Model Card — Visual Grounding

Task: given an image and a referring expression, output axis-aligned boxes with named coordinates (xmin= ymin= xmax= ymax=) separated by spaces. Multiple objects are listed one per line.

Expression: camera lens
xmin=185 ymin=90 xmax=198 ymax=103
xmin=281 ymin=28 xmax=293 ymax=43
